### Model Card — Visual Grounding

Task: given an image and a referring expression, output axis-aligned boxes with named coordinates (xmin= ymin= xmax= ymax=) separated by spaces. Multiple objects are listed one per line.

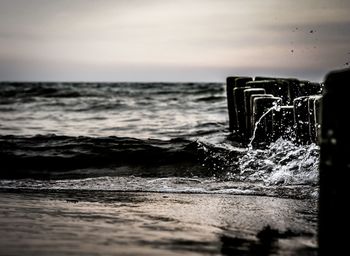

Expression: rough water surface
xmin=0 ymin=82 xmax=319 ymax=255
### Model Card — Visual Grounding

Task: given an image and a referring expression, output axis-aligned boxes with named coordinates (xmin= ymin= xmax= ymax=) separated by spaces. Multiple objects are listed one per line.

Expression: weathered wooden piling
xmin=308 ymin=95 xmax=323 ymax=144
xmin=293 ymin=96 xmax=311 ymax=144
xmin=233 ymin=86 xmax=251 ymax=139
xmin=291 ymin=80 xmax=322 ymax=99
xmin=314 ymin=96 xmax=322 ymax=144
xmin=244 ymin=88 xmax=266 ymax=137
xmin=226 ymin=77 xmax=252 ymax=132
xmin=319 ymin=68 xmax=350 ymax=256
xmin=248 ymin=80 xmax=290 ymax=105
xmin=282 ymin=78 xmax=300 ymax=102
xmin=254 ymin=76 xmax=278 ymax=81
xmin=226 ymin=76 xmax=240 ymax=132
xmin=235 ymin=77 xmax=253 ymax=87
xmin=304 ymin=81 xmax=323 ymax=96
xmin=272 ymin=106 xmax=294 ymax=140
xmin=231 ymin=78 xmax=254 ymax=137
xmin=225 ymin=74 xmax=323 ymax=147
xmin=251 ymin=96 xmax=282 ymax=147
xmin=250 ymin=94 xmax=274 ymax=135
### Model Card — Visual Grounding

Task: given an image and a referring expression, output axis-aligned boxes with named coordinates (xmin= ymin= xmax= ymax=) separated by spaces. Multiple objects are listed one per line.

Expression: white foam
xmin=238 ymin=138 xmax=319 ymax=186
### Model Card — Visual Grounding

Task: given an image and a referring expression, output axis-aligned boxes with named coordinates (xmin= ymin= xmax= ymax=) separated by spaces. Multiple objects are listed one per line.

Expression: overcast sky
xmin=0 ymin=0 xmax=349 ymax=82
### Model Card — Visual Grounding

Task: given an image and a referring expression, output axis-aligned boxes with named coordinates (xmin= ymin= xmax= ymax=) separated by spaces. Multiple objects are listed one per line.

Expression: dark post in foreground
xmin=319 ymin=68 xmax=350 ymax=255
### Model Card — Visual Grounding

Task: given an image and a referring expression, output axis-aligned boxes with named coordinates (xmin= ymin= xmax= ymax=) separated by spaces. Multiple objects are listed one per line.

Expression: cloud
xmin=0 ymin=0 xmax=350 ymax=81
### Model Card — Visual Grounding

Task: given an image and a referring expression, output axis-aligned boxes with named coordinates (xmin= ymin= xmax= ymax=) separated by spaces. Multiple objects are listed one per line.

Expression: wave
xmin=0 ymin=134 xmax=319 ymax=187
xmin=194 ymin=96 xmax=226 ymax=102
xmin=0 ymin=176 xmax=318 ymax=199
xmin=0 ymin=134 xmax=320 ymax=198
xmin=0 ymin=84 xmax=82 ymax=98
xmin=0 ymin=134 xmax=242 ymax=179
xmin=0 ymin=82 xmax=224 ymax=99
xmin=235 ymin=138 xmax=319 ymax=186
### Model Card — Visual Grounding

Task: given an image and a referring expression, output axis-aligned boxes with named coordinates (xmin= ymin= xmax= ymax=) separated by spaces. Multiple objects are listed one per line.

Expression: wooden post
xmin=308 ymin=95 xmax=323 ymax=144
xmin=244 ymin=88 xmax=266 ymax=137
xmin=250 ymin=94 xmax=274 ymax=135
xmin=293 ymin=96 xmax=311 ymax=144
xmin=319 ymin=68 xmax=350 ymax=255
xmin=314 ymin=96 xmax=322 ymax=144
xmin=248 ymin=80 xmax=290 ymax=105
xmin=226 ymin=77 xmax=252 ymax=132
xmin=233 ymin=86 xmax=251 ymax=140
xmin=226 ymin=76 xmax=240 ymax=132
xmin=272 ymin=106 xmax=294 ymax=140
xmin=251 ymin=96 xmax=282 ymax=148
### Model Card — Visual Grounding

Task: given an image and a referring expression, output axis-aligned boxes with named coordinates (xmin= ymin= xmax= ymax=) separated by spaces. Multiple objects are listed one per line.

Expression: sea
xmin=0 ymin=82 xmax=319 ymax=255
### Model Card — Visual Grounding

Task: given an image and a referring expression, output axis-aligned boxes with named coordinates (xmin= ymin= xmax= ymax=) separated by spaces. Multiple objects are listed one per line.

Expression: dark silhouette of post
xmin=226 ymin=77 xmax=252 ymax=132
xmin=226 ymin=74 xmax=323 ymax=147
xmin=234 ymin=86 xmax=251 ymax=140
xmin=272 ymin=106 xmax=294 ymax=140
xmin=248 ymin=80 xmax=290 ymax=105
xmin=293 ymin=96 xmax=311 ymax=144
xmin=319 ymin=68 xmax=350 ymax=255
xmin=251 ymin=96 xmax=281 ymax=148
xmin=244 ymin=88 xmax=266 ymax=137
xmin=250 ymin=94 xmax=274 ymax=136
xmin=308 ymin=95 xmax=322 ymax=144
xmin=226 ymin=76 xmax=240 ymax=132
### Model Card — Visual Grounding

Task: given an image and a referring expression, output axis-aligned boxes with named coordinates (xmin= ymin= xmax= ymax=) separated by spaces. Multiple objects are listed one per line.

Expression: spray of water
xmin=230 ymin=97 xmax=320 ymax=189
xmin=238 ymin=138 xmax=319 ymax=186
xmin=248 ymin=100 xmax=281 ymax=149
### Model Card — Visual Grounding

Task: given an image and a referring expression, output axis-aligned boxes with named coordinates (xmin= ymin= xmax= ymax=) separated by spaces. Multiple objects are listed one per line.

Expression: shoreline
xmin=0 ymin=190 xmax=317 ymax=255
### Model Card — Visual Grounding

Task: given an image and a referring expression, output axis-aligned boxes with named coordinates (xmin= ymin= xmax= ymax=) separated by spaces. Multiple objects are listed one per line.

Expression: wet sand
xmin=0 ymin=190 xmax=317 ymax=255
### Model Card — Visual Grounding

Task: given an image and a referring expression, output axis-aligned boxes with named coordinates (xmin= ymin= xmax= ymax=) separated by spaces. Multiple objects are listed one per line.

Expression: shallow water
xmin=0 ymin=191 xmax=317 ymax=256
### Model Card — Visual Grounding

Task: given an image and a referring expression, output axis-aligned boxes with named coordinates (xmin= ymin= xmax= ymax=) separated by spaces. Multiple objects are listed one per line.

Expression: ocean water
xmin=0 ymin=82 xmax=319 ymax=255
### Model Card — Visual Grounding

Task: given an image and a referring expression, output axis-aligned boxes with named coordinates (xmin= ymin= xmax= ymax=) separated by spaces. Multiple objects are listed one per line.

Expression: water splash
xmin=248 ymin=100 xmax=281 ymax=149
xmin=195 ymin=136 xmax=244 ymax=176
xmin=0 ymin=136 xmax=319 ymax=199
xmin=238 ymin=138 xmax=319 ymax=186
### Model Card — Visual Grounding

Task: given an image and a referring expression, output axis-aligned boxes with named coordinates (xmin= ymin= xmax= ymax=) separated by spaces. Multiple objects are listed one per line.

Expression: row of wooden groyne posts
xmin=226 ymin=76 xmax=323 ymax=147
xmin=225 ymin=69 xmax=350 ymax=255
